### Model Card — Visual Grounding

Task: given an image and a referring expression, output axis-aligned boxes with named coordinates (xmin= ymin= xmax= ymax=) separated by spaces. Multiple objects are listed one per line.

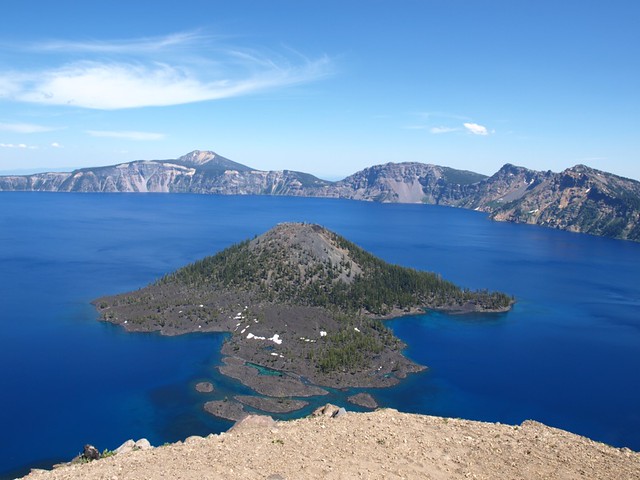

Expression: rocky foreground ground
xmin=22 ymin=407 xmax=639 ymax=480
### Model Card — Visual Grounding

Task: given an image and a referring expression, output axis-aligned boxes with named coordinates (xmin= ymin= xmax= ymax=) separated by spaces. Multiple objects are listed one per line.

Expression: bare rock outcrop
xmin=21 ymin=409 xmax=640 ymax=480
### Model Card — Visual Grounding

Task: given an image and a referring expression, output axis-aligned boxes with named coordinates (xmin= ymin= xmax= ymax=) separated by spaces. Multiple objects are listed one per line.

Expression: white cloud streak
xmin=0 ymin=122 xmax=56 ymax=133
xmin=408 ymin=113 xmax=491 ymax=136
xmin=86 ymin=130 xmax=165 ymax=141
xmin=430 ymin=126 xmax=459 ymax=134
xmin=13 ymin=60 xmax=330 ymax=110
xmin=417 ymin=111 xmax=470 ymax=121
xmin=27 ymin=31 xmax=209 ymax=55
xmin=0 ymin=32 xmax=333 ymax=110
xmin=463 ymin=122 xmax=490 ymax=136
xmin=0 ymin=143 xmax=38 ymax=149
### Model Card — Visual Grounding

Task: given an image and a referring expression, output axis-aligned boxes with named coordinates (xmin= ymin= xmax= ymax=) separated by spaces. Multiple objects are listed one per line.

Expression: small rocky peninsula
xmin=94 ymin=223 xmax=514 ymax=418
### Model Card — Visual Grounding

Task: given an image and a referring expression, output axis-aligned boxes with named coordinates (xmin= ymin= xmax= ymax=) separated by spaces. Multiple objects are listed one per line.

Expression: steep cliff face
xmin=1 ymin=150 xmax=638 ymax=241
xmin=0 ymin=152 xmax=485 ymax=202
xmin=54 ymin=161 xmax=196 ymax=192
xmin=0 ymin=151 xmax=333 ymax=195
xmin=185 ymin=168 xmax=332 ymax=196
xmin=454 ymin=164 xmax=554 ymax=211
xmin=327 ymin=162 xmax=486 ymax=204
xmin=490 ymin=165 xmax=640 ymax=241
xmin=0 ymin=172 xmax=71 ymax=191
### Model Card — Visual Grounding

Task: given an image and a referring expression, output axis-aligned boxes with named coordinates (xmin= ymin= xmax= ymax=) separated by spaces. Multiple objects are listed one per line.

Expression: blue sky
xmin=0 ymin=1 xmax=638 ymax=180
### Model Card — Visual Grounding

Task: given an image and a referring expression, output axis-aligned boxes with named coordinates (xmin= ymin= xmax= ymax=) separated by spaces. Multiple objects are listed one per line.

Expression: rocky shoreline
xmin=235 ymin=395 xmax=309 ymax=414
xmin=217 ymin=356 xmax=329 ymax=398
xmin=94 ymin=285 xmax=432 ymax=422
xmin=203 ymin=395 xmax=311 ymax=422
xmin=203 ymin=399 xmax=248 ymax=422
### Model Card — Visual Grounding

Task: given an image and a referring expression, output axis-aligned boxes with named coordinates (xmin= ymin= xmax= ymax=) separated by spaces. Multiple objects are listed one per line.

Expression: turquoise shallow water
xmin=1 ymin=192 xmax=639 ymax=478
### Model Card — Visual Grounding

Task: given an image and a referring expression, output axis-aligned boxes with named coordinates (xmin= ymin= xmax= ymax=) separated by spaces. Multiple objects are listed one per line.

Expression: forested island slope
xmin=95 ymin=223 xmax=513 ymax=394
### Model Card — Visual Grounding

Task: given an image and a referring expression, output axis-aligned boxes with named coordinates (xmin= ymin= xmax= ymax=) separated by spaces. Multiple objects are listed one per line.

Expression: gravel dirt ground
xmin=21 ymin=409 xmax=640 ymax=480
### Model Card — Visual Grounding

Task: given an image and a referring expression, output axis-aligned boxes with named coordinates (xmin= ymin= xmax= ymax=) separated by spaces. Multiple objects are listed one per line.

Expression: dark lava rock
xmin=195 ymin=381 xmax=214 ymax=393
xmin=235 ymin=395 xmax=308 ymax=413
xmin=347 ymin=392 xmax=379 ymax=409
xmin=82 ymin=445 xmax=100 ymax=461
xmin=203 ymin=399 xmax=248 ymax=422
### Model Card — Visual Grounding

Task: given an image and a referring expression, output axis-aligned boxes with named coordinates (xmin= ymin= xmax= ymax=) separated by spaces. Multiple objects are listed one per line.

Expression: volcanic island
xmin=93 ymin=222 xmax=514 ymax=420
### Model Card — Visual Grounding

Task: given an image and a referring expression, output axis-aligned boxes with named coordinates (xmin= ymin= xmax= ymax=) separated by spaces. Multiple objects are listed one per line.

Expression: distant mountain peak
xmin=177 ymin=150 xmax=219 ymax=166
xmin=495 ymin=163 xmax=533 ymax=174
xmin=174 ymin=150 xmax=254 ymax=172
xmin=562 ymin=164 xmax=588 ymax=174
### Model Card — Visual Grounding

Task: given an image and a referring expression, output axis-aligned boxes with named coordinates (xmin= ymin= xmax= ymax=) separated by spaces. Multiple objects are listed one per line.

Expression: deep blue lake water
xmin=1 ymin=192 xmax=639 ymax=478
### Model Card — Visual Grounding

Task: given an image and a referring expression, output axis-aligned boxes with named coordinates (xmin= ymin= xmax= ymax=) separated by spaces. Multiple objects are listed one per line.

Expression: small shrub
xmin=101 ymin=448 xmax=116 ymax=458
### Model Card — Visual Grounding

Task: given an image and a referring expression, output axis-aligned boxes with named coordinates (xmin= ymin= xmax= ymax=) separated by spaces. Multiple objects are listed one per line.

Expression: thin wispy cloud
xmin=0 ymin=32 xmax=333 ymax=110
xmin=0 ymin=76 xmax=21 ymax=97
xmin=86 ymin=130 xmax=165 ymax=141
xmin=407 ymin=112 xmax=491 ymax=136
xmin=430 ymin=126 xmax=459 ymax=134
xmin=51 ymin=142 xmax=62 ymax=148
xmin=26 ymin=31 xmax=210 ymax=55
xmin=0 ymin=122 xmax=56 ymax=133
xmin=463 ymin=122 xmax=490 ymax=136
xmin=0 ymin=143 xmax=38 ymax=149
xmin=417 ymin=111 xmax=471 ymax=121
